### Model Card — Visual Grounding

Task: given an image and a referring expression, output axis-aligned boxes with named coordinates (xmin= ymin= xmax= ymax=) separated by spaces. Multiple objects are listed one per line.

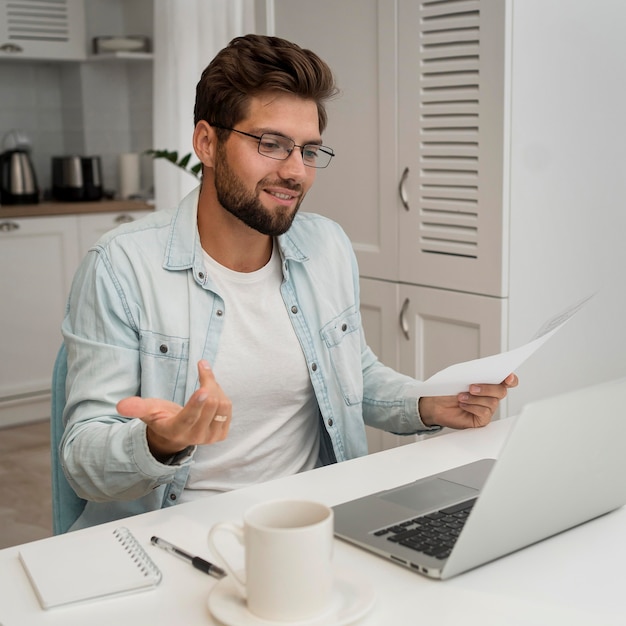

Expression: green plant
xmin=145 ymin=149 xmax=202 ymax=179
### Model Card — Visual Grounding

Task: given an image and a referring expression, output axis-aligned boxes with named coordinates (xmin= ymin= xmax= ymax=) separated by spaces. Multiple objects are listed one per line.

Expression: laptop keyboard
xmin=373 ymin=498 xmax=477 ymax=560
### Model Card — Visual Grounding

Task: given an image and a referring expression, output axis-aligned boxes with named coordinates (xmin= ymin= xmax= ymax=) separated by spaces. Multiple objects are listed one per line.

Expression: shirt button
xmin=159 ymin=344 xmax=168 ymax=354
xmin=198 ymin=272 xmax=205 ymax=280
xmin=341 ymin=323 xmax=347 ymax=331
xmin=328 ymin=418 xmax=334 ymax=427
xmin=169 ymin=493 xmax=177 ymax=501
xmin=291 ymin=305 xmax=298 ymax=314
xmin=311 ymin=363 xmax=317 ymax=372
xmin=216 ymin=310 xmax=224 ymax=316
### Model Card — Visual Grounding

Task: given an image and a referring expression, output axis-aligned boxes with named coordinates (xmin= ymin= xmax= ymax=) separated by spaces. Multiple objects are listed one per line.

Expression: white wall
xmin=506 ymin=0 xmax=626 ymax=410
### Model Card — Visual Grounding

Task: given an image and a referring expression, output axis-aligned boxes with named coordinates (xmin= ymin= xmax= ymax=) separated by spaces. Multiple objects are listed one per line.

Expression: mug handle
xmin=208 ymin=522 xmax=246 ymax=597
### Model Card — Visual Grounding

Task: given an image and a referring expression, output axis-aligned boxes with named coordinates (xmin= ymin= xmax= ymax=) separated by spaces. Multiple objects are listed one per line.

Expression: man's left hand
xmin=419 ymin=373 xmax=519 ymax=430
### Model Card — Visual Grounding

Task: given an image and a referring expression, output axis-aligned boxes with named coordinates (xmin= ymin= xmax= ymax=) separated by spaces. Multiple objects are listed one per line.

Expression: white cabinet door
xmin=397 ymin=284 xmax=506 ymax=382
xmin=361 ymin=280 xmax=507 ymax=449
xmin=0 ymin=215 xmax=80 ymax=425
xmin=273 ymin=0 xmax=399 ymax=281
xmin=0 ymin=210 xmax=151 ymax=426
xmin=388 ymin=284 xmax=507 ymax=447
xmin=76 ymin=211 xmax=151 ymax=258
xmin=360 ymin=277 xmax=401 ymax=452
xmin=0 ymin=0 xmax=86 ymax=61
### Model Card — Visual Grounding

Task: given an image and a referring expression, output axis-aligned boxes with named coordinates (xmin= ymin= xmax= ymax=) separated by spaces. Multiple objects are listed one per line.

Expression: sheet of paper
xmin=419 ymin=294 xmax=593 ymax=397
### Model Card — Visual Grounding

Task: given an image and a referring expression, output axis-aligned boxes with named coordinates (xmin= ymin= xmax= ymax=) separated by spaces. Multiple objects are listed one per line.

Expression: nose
xmin=277 ymin=146 xmax=309 ymax=181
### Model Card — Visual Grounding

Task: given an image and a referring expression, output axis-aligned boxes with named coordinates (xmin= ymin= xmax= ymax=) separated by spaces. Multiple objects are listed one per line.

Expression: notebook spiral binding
xmin=113 ymin=527 xmax=163 ymax=583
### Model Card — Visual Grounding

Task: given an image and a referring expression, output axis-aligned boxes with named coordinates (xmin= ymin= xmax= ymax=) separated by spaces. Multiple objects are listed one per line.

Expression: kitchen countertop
xmin=0 ymin=199 xmax=154 ymax=219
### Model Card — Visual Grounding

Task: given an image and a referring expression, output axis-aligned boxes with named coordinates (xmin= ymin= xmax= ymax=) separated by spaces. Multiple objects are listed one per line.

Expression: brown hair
xmin=193 ymin=34 xmax=338 ymax=135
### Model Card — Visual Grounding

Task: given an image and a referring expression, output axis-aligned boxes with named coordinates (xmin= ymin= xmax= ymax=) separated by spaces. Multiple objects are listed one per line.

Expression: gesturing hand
xmin=116 ymin=360 xmax=232 ymax=461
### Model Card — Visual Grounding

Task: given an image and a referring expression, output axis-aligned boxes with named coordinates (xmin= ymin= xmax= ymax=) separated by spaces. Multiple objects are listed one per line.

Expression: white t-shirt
xmin=180 ymin=242 xmax=319 ymax=501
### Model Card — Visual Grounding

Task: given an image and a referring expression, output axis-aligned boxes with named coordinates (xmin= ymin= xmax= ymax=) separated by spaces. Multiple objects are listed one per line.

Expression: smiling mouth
xmin=265 ymin=188 xmax=300 ymax=203
xmin=270 ymin=191 xmax=294 ymax=200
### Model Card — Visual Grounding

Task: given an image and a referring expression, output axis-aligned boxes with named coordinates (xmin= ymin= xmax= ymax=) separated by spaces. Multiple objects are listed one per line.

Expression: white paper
xmin=419 ymin=294 xmax=593 ymax=397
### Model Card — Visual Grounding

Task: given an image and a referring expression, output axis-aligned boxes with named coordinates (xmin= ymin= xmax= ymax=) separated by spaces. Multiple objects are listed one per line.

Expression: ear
xmin=193 ymin=121 xmax=218 ymax=168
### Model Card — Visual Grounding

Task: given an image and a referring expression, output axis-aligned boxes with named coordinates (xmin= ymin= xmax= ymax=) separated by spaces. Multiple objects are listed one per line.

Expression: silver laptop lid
xmin=442 ymin=377 xmax=626 ymax=578
xmin=333 ymin=378 xmax=626 ymax=579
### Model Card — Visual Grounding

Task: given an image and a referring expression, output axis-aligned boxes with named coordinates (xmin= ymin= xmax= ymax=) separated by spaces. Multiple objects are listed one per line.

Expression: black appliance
xmin=52 ymin=156 xmax=103 ymax=202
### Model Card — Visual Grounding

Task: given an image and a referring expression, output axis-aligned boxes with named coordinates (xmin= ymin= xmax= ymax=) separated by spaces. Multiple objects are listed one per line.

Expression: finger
xmin=198 ymin=359 xmax=218 ymax=388
xmin=458 ymin=395 xmax=497 ymax=427
xmin=502 ymin=373 xmax=519 ymax=388
xmin=467 ymin=383 xmax=508 ymax=400
xmin=197 ymin=359 xmax=232 ymax=420
xmin=459 ymin=390 xmax=499 ymax=411
xmin=117 ymin=396 xmax=180 ymax=420
xmin=206 ymin=418 xmax=231 ymax=443
xmin=116 ymin=396 xmax=146 ymax=417
xmin=204 ymin=398 xmax=233 ymax=443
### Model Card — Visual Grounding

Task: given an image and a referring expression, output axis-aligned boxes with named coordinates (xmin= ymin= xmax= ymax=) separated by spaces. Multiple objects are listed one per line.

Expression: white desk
xmin=1 ymin=418 xmax=625 ymax=626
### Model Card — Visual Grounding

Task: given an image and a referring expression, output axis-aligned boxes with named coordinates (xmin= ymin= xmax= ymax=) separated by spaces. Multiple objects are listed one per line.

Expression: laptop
xmin=333 ymin=378 xmax=626 ymax=579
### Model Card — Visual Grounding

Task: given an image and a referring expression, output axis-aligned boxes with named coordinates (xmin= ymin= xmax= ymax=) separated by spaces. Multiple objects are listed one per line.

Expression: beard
xmin=213 ymin=142 xmax=305 ymax=237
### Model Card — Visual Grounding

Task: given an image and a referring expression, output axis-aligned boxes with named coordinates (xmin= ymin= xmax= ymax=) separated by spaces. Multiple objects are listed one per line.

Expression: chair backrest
xmin=51 ymin=343 xmax=87 ymax=534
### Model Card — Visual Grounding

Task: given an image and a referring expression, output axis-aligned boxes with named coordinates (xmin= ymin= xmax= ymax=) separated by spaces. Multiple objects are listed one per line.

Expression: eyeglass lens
xmin=258 ymin=133 xmax=334 ymax=168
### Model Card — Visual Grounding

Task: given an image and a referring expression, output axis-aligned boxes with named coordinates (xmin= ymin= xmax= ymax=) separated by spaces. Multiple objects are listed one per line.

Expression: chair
xmin=50 ymin=343 xmax=87 ymax=534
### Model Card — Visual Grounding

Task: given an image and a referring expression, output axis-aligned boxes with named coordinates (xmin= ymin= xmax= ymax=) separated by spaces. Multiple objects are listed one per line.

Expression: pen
xmin=151 ymin=536 xmax=226 ymax=579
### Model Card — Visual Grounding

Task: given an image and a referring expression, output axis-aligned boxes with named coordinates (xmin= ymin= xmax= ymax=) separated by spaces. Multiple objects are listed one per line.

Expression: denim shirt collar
xmin=162 ymin=185 xmax=309 ymax=278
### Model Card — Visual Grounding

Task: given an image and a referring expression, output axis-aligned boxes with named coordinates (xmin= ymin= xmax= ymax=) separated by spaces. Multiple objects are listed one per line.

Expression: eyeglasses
xmin=213 ymin=126 xmax=335 ymax=169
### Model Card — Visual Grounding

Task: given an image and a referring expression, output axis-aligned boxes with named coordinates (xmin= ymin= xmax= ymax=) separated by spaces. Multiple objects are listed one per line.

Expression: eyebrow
xmin=255 ymin=128 xmax=324 ymax=146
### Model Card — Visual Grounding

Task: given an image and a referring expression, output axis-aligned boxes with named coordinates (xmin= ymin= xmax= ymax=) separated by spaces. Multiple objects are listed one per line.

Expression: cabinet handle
xmin=0 ymin=221 xmax=20 ymax=232
xmin=0 ymin=43 xmax=23 ymax=53
xmin=399 ymin=166 xmax=410 ymax=211
xmin=115 ymin=214 xmax=135 ymax=224
xmin=399 ymin=297 xmax=411 ymax=340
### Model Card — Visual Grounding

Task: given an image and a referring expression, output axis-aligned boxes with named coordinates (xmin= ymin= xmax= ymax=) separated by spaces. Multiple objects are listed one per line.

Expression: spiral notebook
xmin=19 ymin=527 xmax=162 ymax=609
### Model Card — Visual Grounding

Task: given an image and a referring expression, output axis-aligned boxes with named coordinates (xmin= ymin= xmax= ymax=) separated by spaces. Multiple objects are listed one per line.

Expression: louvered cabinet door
xmin=397 ymin=0 xmax=508 ymax=297
xmin=0 ymin=0 xmax=86 ymax=60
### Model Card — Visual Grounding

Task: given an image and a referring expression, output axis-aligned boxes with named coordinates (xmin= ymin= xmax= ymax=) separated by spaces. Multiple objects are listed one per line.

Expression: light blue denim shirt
xmin=61 ymin=187 xmax=435 ymax=529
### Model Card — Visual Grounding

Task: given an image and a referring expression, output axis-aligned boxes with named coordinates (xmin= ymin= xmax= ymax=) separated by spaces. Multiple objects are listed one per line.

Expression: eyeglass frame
xmin=211 ymin=125 xmax=335 ymax=169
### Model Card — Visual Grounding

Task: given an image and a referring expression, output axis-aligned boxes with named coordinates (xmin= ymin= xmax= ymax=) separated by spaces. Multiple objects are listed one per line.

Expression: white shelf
xmin=87 ymin=51 xmax=153 ymax=62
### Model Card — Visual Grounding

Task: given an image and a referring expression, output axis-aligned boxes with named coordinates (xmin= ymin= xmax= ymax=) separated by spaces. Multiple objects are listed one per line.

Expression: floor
xmin=0 ymin=420 xmax=53 ymax=549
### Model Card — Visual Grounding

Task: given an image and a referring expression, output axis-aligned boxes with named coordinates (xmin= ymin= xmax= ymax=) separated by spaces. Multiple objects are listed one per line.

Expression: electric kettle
xmin=0 ymin=149 xmax=39 ymax=205
xmin=0 ymin=130 xmax=39 ymax=205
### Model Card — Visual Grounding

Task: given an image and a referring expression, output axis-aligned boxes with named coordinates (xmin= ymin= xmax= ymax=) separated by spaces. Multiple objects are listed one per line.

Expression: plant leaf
xmin=145 ymin=149 xmax=201 ymax=179
xmin=177 ymin=153 xmax=191 ymax=168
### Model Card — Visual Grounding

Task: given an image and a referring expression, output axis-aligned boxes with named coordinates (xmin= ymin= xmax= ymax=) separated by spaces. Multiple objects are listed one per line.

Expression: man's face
xmin=213 ymin=93 xmax=320 ymax=236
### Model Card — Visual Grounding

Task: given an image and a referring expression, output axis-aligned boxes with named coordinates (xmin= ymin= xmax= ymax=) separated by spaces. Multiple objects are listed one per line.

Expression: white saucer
xmin=207 ymin=567 xmax=376 ymax=626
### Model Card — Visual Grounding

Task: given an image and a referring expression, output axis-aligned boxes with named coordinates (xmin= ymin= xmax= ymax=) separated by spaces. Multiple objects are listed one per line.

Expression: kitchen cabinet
xmin=360 ymin=277 xmax=505 ymax=451
xmin=0 ymin=0 xmax=86 ymax=61
xmin=359 ymin=277 xmax=400 ymax=453
xmin=274 ymin=0 xmax=507 ymax=427
xmin=274 ymin=0 xmax=626 ymax=447
xmin=76 ymin=211 xmax=147 ymax=257
xmin=0 ymin=205 xmax=151 ymax=427
xmin=0 ymin=0 xmax=154 ymax=197
xmin=0 ymin=215 xmax=78 ymax=428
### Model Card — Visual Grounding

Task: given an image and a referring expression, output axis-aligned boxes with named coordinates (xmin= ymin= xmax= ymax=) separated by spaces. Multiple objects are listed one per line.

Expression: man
xmin=61 ymin=34 xmax=517 ymax=530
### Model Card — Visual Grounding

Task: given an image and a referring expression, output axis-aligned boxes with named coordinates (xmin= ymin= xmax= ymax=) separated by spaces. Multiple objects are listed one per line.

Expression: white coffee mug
xmin=208 ymin=499 xmax=334 ymax=622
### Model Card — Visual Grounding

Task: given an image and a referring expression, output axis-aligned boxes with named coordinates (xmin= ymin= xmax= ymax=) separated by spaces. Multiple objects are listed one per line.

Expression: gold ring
xmin=214 ymin=414 xmax=228 ymax=422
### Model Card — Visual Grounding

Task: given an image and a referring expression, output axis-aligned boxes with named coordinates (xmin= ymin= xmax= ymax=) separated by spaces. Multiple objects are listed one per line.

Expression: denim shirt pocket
xmin=320 ymin=307 xmax=363 ymax=406
xmin=139 ymin=330 xmax=189 ymax=404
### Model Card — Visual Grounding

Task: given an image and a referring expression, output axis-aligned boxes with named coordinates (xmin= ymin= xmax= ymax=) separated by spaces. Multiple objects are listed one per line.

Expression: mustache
xmin=259 ymin=177 xmax=303 ymax=194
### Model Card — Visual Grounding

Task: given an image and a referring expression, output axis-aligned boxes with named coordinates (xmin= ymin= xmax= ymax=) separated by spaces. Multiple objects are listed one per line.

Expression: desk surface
xmin=1 ymin=418 xmax=625 ymax=626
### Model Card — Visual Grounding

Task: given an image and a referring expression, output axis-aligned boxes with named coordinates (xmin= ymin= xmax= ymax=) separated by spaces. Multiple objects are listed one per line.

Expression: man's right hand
xmin=116 ymin=360 xmax=232 ymax=462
